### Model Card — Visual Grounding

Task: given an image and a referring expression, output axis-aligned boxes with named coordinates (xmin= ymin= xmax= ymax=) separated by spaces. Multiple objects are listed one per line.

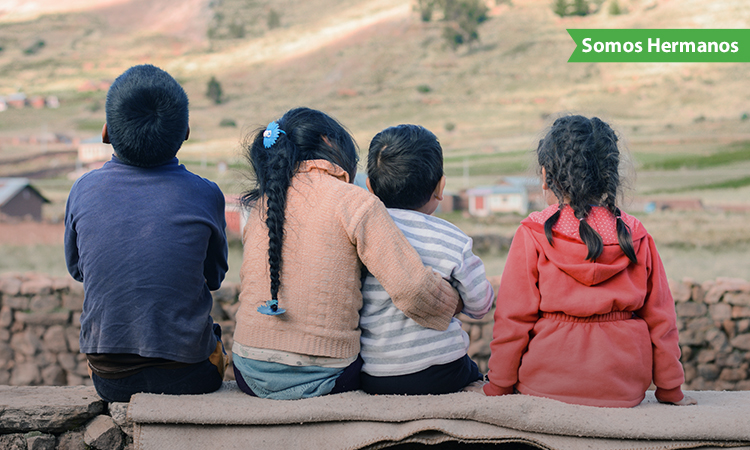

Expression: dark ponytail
xmin=241 ymin=107 xmax=359 ymax=308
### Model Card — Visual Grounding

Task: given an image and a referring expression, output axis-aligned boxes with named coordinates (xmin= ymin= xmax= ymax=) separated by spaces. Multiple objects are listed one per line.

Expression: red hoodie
xmin=484 ymin=205 xmax=685 ymax=407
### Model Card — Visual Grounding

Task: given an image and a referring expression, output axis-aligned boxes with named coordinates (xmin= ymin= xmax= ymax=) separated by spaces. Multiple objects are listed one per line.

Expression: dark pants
xmin=91 ymin=323 xmax=225 ymax=403
xmin=234 ymin=356 xmax=364 ymax=397
xmin=91 ymin=358 xmax=223 ymax=403
xmin=360 ymin=354 xmax=482 ymax=395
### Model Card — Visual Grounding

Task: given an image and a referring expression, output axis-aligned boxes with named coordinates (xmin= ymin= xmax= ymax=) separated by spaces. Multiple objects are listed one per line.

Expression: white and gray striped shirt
xmin=360 ymin=208 xmax=494 ymax=377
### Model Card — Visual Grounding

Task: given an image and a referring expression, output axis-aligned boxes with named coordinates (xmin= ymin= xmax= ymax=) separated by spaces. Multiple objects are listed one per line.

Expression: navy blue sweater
xmin=64 ymin=156 xmax=228 ymax=363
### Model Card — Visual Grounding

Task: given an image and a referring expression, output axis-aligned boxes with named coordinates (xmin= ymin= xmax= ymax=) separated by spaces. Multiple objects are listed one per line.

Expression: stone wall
xmin=1 ymin=272 xmax=750 ymax=391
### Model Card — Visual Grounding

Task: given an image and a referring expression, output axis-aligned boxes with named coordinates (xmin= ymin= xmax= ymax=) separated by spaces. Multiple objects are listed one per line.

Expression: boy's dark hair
xmin=105 ymin=64 xmax=189 ymax=168
xmin=367 ymin=124 xmax=443 ymax=210
xmin=240 ymin=107 xmax=359 ymax=304
xmin=537 ymin=115 xmax=637 ymax=264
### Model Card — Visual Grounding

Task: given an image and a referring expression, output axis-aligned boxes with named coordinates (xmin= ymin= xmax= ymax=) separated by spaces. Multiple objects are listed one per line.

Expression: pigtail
xmin=263 ymin=135 xmax=298 ymax=304
xmin=241 ymin=120 xmax=298 ymax=314
xmin=544 ymin=204 xmax=562 ymax=246
xmin=613 ymin=206 xmax=637 ymax=264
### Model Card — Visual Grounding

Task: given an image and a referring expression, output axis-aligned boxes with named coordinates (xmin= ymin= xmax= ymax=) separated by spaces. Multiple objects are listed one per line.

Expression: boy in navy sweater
xmin=64 ymin=64 xmax=228 ymax=402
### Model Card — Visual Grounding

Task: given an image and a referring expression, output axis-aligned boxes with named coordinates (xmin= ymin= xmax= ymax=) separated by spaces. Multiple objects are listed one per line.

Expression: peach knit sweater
xmin=233 ymin=160 xmax=459 ymax=359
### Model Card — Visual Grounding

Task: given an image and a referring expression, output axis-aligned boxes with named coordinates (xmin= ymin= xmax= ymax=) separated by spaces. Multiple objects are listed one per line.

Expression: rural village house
xmin=0 ymin=178 xmax=49 ymax=221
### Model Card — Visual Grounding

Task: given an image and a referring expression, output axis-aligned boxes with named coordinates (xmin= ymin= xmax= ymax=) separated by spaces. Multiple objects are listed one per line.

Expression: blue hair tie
xmin=263 ymin=121 xmax=286 ymax=148
xmin=258 ymin=299 xmax=286 ymax=315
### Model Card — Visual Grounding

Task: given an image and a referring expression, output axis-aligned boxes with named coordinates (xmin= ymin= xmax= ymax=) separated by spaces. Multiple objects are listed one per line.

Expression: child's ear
xmin=101 ymin=123 xmax=110 ymax=144
xmin=185 ymin=126 xmax=190 ymax=141
xmin=365 ymin=177 xmax=375 ymax=194
xmin=434 ymin=175 xmax=446 ymax=201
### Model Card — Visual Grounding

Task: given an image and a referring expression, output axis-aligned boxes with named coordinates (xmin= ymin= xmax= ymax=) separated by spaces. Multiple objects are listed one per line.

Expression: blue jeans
xmin=233 ymin=355 xmax=363 ymax=400
xmin=360 ymin=353 xmax=482 ymax=395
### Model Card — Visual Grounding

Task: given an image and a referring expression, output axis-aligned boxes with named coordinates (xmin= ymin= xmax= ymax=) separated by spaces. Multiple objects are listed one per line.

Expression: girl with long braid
xmin=484 ymin=115 xmax=696 ymax=407
xmin=232 ymin=107 xmax=460 ymax=400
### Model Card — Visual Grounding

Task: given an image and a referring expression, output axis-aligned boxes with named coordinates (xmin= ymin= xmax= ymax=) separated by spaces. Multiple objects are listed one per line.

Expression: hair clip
xmin=258 ymin=299 xmax=286 ymax=315
xmin=263 ymin=121 xmax=286 ymax=148
xmin=578 ymin=217 xmax=585 ymax=221
xmin=616 ymin=215 xmax=622 ymax=220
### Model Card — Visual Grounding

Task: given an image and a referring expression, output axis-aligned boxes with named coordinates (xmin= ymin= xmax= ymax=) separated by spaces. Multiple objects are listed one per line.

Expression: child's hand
xmin=661 ymin=396 xmax=697 ymax=406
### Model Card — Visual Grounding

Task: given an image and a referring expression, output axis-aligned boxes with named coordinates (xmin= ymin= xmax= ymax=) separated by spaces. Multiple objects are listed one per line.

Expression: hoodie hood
xmin=522 ymin=205 xmax=648 ymax=286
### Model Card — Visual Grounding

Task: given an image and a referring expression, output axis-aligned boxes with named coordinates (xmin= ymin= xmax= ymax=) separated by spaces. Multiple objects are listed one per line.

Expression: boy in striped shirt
xmin=361 ymin=124 xmax=495 ymax=395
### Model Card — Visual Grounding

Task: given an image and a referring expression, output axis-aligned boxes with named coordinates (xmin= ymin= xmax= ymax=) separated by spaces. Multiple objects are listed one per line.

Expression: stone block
xmin=696 ymin=349 xmax=716 ymax=364
xmin=722 ymin=319 xmax=736 ymax=340
xmin=66 ymin=327 xmax=80 ymax=353
xmin=42 ymin=325 xmax=69 ymax=353
xmin=675 ymin=302 xmax=707 ymax=318
xmin=0 ymin=328 xmax=9 ymax=342
xmin=222 ymin=302 xmax=241 ymax=322
xmin=0 ymin=341 xmax=12 ymax=369
xmin=0 ymin=304 xmax=13 ymax=327
xmin=11 ymin=362 xmax=41 ymax=385
xmin=724 ymin=292 xmax=750 ymax=306
xmin=0 ymin=385 xmax=104 ymax=433
xmin=62 ymin=293 xmax=84 ymax=311
xmin=84 ymin=415 xmax=124 ymax=450
xmin=709 ymin=303 xmax=732 ymax=321
xmin=0 ymin=277 xmax=23 ymax=296
xmin=691 ymin=284 xmax=705 ymax=303
xmin=0 ymin=369 xmax=10 ymax=384
xmin=52 ymin=277 xmax=70 ymax=291
xmin=210 ymin=301 xmax=228 ymax=321
xmin=58 ymin=352 xmax=78 ymax=372
xmin=15 ymin=311 xmax=71 ymax=327
xmin=469 ymin=324 xmax=482 ymax=341
xmin=732 ymin=306 xmax=750 ymax=319
xmin=679 ymin=345 xmax=693 ymax=361
xmin=682 ymin=363 xmax=697 ymax=383
xmin=730 ymin=333 xmax=750 ymax=351
xmin=66 ymin=374 xmax=85 ymax=387
xmin=21 ymin=277 xmax=54 ymax=296
xmin=42 ymin=364 xmax=67 ymax=386
xmin=716 ymin=351 xmax=744 ymax=368
xmin=72 ymin=312 xmax=81 ymax=328
xmin=706 ymin=328 xmax=730 ymax=352
xmin=467 ymin=338 xmax=489 ymax=358
xmin=696 ymin=363 xmax=720 ymax=381
xmin=108 ymin=403 xmax=133 ymax=438
xmin=29 ymin=295 xmax=61 ymax=313
xmin=4 ymin=295 xmax=29 ymax=310
xmin=57 ymin=429 xmax=86 ymax=450
xmin=212 ymin=283 xmax=239 ymax=304
xmin=0 ymin=434 xmax=26 ymax=450
xmin=10 ymin=329 xmax=41 ymax=356
xmin=670 ymin=279 xmax=692 ymax=302
xmin=25 ymin=432 xmax=57 ymax=450
xmin=738 ymin=319 xmax=750 ymax=334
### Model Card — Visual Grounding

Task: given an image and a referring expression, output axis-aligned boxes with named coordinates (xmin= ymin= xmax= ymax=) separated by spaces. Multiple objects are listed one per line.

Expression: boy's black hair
xmin=240 ymin=107 xmax=359 ymax=305
xmin=105 ymin=64 xmax=189 ymax=168
xmin=366 ymin=124 xmax=443 ymax=210
xmin=537 ymin=115 xmax=637 ymax=264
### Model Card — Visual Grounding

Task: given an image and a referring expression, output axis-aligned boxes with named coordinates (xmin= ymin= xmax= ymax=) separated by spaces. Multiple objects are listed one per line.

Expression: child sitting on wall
xmin=360 ymin=124 xmax=495 ymax=395
xmin=64 ymin=64 xmax=229 ymax=403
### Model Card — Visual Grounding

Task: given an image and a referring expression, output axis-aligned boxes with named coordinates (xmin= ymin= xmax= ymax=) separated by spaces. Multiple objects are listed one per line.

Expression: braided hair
xmin=240 ymin=107 xmax=359 ymax=308
xmin=537 ymin=115 xmax=637 ymax=264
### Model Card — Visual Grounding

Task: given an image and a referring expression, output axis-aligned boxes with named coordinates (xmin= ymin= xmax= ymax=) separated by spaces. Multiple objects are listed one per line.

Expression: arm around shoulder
xmin=350 ymin=196 xmax=459 ymax=331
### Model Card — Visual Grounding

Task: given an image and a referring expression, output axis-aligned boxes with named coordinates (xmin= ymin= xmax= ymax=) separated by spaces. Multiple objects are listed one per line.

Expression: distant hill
xmin=0 ymin=0 xmax=749 ymax=168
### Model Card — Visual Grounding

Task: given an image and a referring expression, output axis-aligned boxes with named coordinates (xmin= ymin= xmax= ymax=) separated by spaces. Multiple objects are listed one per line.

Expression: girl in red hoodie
xmin=483 ymin=115 xmax=696 ymax=407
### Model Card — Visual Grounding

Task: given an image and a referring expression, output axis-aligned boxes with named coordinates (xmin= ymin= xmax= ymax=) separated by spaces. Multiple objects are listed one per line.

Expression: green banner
xmin=568 ymin=29 xmax=750 ymax=62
